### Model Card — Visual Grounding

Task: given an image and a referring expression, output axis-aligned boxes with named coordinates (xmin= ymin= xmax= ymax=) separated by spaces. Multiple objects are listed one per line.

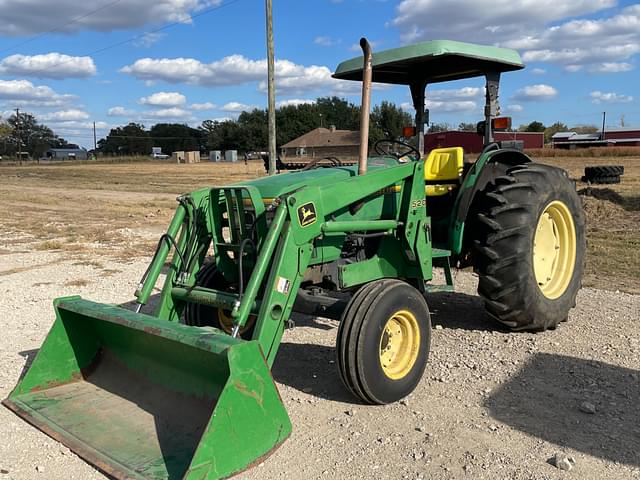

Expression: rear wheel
xmin=472 ymin=163 xmax=585 ymax=331
xmin=336 ymin=279 xmax=431 ymax=404
xmin=183 ymin=262 xmax=256 ymax=339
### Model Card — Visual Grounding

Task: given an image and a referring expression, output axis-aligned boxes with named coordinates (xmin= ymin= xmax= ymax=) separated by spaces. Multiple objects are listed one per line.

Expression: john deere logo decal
xmin=297 ymin=202 xmax=317 ymax=227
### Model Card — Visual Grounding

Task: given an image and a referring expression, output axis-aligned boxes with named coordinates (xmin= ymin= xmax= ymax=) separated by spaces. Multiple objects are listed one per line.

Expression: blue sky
xmin=0 ymin=0 xmax=638 ymax=148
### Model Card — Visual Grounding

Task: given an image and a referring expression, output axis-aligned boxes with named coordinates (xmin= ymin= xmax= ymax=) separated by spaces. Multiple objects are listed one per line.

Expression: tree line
xmin=98 ymin=97 xmax=413 ymax=155
xmin=0 ymin=112 xmax=70 ymax=158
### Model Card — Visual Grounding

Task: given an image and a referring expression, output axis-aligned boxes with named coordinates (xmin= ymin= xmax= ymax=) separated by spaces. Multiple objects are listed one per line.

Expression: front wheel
xmin=336 ymin=279 xmax=431 ymax=404
xmin=183 ymin=263 xmax=256 ymax=339
xmin=472 ymin=163 xmax=585 ymax=331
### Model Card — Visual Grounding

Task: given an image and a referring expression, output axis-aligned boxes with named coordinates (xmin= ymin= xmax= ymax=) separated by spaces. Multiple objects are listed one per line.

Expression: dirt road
xmin=1 ymin=250 xmax=637 ymax=480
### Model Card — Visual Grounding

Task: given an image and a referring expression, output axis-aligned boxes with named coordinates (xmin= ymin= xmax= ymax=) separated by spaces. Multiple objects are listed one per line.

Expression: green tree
xmin=523 ymin=121 xmax=545 ymax=132
xmin=149 ymin=123 xmax=203 ymax=154
xmin=370 ymin=101 xmax=413 ymax=142
xmin=427 ymin=122 xmax=452 ymax=133
xmin=544 ymin=121 xmax=568 ymax=144
xmin=6 ymin=112 xmax=68 ymax=157
xmin=316 ymin=96 xmax=360 ymax=130
xmin=572 ymin=124 xmax=599 ymax=134
xmin=458 ymin=122 xmax=476 ymax=131
xmin=98 ymin=123 xmax=151 ymax=155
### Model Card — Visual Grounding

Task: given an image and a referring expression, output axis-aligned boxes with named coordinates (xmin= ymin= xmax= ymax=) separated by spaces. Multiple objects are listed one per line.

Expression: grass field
xmin=0 ymin=156 xmax=638 ymax=293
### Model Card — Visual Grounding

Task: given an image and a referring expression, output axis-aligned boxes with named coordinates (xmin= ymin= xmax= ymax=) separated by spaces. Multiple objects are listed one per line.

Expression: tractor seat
xmin=424 ymin=147 xmax=464 ymax=196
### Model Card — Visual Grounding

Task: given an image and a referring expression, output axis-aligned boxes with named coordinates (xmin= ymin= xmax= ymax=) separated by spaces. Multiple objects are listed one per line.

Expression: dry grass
xmin=538 ymin=156 xmax=640 ymax=293
xmin=1 ymin=157 xmax=638 ymax=293
xmin=528 ymin=146 xmax=640 ymax=158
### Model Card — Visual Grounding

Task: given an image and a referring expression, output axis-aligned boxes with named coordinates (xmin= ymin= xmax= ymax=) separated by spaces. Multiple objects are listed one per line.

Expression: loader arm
xmin=147 ymin=159 xmax=431 ymax=366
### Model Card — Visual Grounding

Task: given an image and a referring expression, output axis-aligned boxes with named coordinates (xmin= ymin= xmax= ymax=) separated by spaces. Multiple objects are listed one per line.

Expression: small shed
xmin=185 ymin=151 xmax=201 ymax=164
xmin=172 ymin=151 xmax=185 ymax=163
xmin=46 ymin=148 xmax=88 ymax=160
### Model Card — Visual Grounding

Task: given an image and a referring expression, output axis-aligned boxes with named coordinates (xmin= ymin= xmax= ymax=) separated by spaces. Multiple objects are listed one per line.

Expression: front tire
xmin=336 ymin=279 xmax=431 ymax=404
xmin=183 ymin=263 xmax=256 ymax=339
xmin=472 ymin=163 xmax=585 ymax=331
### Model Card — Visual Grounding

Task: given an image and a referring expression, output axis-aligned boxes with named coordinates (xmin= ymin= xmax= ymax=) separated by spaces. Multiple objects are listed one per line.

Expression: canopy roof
xmin=333 ymin=40 xmax=524 ymax=85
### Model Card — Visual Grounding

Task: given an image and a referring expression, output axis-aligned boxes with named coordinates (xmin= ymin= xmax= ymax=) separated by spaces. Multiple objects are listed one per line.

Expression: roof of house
xmin=282 ymin=127 xmax=360 ymax=148
xmin=552 ymin=132 xmax=576 ymax=139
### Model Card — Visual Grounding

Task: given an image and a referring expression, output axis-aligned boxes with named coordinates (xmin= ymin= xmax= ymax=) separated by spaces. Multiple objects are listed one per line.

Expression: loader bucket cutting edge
xmin=2 ymin=296 xmax=292 ymax=480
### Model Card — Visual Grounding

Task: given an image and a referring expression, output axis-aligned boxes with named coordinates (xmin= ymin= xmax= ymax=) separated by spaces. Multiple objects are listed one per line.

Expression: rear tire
xmin=336 ymin=279 xmax=431 ymax=404
xmin=472 ymin=163 xmax=585 ymax=331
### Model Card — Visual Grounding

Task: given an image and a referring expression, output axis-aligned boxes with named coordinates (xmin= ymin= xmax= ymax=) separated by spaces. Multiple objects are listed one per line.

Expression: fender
xmin=448 ymin=148 xmax=532 ymax=257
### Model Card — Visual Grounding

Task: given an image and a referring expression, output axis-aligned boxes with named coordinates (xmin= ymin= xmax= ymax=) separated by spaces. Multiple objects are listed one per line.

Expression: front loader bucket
xmin=3 ymin=296 xmax=291 ymax=480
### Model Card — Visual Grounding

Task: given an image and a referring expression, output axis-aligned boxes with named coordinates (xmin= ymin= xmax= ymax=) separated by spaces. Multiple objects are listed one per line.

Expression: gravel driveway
xmin=1 ymin=251 xmax=638 ymax=480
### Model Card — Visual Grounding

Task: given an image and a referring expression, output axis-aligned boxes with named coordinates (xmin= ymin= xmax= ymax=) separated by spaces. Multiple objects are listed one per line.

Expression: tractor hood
xmin=242 ymin=156 xmax=400 ymax=200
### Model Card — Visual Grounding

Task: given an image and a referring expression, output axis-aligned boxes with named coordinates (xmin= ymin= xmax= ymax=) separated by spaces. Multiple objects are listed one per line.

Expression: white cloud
xmin=0 ymin=0 xmax=221 ymax=36
xmin=40 ymin=109 xmax=90 ymax=121
xmin=513 ymin=84 xmax=558 ymax=101
xmin=0 ymin=79 xmax=74 ymax=106
xmin=122 ymin=54 xmax=363 ymax=95
xmin=590 ymin=91 xmax=634 ymax=104
xmin=531 ymin=68 xmax=547 ymax=75
xmin=507 ymin=5 xmax=640 ymax=71
xmin=139 ymin=91 xmax=186 ymax=106
xmin=221 ymin=102 xmax=255 ymax=112
xmin=427 ymin=87 xmax=482 ymax=101
xmin=133 ymin=32 xmax=166 ymax=48
xmin=314 ymin=36 xmax=340 ymax=47
xmin=190 ymin=102 xmax=216 ymax=110
xmin=107 ymin=106 xmax=136 ymax=116
xmin=590 ymin=62 xmax=633 ymax=73
xmin=505 ymin=104 xmax=523 ymax=113
xmin=401 ymin=100 xmax=478 ymax=114
xmin=392 ymin=0 xmax=614 ymax=44
xmin=140 ymin=107 xmax=192 ymax=119
xmin=0 ymin=53 xmax=96 ymax=79
xmin=277 ymin=98 xmax=316 ymax=107
xmin=392 ymin=1 xmax=639 ymax=73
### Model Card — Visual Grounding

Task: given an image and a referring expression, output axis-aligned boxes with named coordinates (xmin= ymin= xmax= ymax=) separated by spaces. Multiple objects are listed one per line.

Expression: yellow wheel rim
xmin=379 ymin=310 xmax=420 ymax=380
xmin=217 ymin=309 xmax=255 ymax=336
xmin=533 ymin=201 xmax=577 ymax=299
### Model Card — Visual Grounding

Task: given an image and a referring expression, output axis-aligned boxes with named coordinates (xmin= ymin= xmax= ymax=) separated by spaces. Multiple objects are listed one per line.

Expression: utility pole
xmin=15 ymin=108 xmax=21 ymax=165
xmin=265 ymin=0 xmax=276 ymax=175
xmin=93 ymin=121 xmax=97 ymax=152
xmin=601 ymin=111 xmax=606 ymax=141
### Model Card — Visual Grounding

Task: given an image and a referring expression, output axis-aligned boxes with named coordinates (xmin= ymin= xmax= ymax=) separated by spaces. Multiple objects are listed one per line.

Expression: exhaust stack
xmin=358 ymin=37 xmax=373 ymax=176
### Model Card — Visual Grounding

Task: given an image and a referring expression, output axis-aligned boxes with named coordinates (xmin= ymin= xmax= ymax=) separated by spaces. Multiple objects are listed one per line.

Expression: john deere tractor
xmin=4 ymin=38 xmax=584 ymax=479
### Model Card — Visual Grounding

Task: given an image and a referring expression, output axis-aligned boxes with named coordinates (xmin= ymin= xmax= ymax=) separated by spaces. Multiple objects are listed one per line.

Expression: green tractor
xmin=4 ymin=38 xmax=584 ymax=479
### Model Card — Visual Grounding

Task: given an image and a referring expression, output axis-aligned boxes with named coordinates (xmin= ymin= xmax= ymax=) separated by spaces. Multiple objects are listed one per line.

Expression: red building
xmin=424 ymin=130 xmax=544 ymax=153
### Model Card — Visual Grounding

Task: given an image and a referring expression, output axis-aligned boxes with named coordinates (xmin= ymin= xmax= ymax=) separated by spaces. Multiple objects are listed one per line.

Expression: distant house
xmin=45 ymin=147 xmax=88 ymax=160
xmin=281 ymin=126 xmax=360 ymax=159
xmin=552 ymin=127 xmax=640 ymax=149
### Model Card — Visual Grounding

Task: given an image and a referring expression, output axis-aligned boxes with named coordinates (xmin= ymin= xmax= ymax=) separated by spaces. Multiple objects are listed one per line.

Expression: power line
xmin=0 ymin=0 xmax=124 ymax=54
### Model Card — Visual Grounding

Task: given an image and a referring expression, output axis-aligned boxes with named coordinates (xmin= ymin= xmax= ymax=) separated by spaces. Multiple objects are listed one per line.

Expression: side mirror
xmin=476 ymin=121 xmax=486 ymax=136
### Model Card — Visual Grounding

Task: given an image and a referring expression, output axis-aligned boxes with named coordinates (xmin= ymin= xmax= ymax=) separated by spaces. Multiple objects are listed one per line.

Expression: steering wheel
xmin=374 ymin=139 xmax=421 ymax=162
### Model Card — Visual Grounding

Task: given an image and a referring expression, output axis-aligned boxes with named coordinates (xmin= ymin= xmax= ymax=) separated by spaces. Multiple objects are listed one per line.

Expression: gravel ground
xmin=0 ymin=250 xmax=638 ymax=480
